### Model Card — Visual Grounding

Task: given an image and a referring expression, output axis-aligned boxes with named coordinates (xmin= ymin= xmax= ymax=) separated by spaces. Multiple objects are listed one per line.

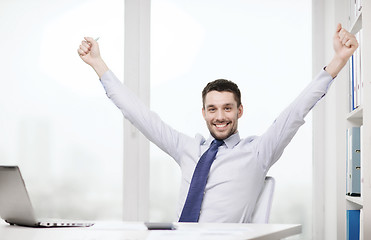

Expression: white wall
xmin=312 ymin=0 xmax=349 ymax=239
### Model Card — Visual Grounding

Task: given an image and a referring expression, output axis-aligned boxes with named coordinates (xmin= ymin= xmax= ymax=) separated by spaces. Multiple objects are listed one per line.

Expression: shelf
xmin=347 ymin=106 xmax=363 ymax=125
xmin=346 ymin=195 xmax=363 ymax=209
xmin=350 ymin=10 xmax=362 ymax=35
xmin=313 ymin=0 xmax=370 ymax=238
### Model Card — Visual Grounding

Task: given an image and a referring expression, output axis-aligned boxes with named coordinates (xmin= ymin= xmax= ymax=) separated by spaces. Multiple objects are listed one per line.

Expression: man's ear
xmin=238 ymin=104 xmax=244 ymax=119
xmin=202 ymin=107 xmax=206 ymax=120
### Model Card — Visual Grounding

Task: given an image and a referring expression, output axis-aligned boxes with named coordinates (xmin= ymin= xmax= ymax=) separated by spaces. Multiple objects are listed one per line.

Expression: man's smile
xmin=214 ymin=122 xmax=230 ymax=129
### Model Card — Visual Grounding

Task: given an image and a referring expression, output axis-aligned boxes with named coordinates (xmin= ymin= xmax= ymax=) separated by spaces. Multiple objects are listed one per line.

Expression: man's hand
xmin=77 ymin=37 xmax=108 ymax=78
xmin=326 ymin=23 xmax=359 ymax=78
xmin=334 ymin=23 xmax=359 ymax=61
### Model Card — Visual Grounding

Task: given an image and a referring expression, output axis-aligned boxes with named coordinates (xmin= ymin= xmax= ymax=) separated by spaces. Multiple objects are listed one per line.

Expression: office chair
xmin=251 ymin=176 xmax=275 ymax=223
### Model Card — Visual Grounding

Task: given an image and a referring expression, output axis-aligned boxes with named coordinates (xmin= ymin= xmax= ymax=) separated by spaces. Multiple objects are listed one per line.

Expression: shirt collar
xmin=206 ymin=132 xmax=241 ymax=149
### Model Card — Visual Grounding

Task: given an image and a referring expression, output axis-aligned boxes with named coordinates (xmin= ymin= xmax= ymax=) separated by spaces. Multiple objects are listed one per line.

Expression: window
xmin=0 ymin=0 xmax=124 ymax=220
xmin=150 ymin=1 xmax=312 ymax=239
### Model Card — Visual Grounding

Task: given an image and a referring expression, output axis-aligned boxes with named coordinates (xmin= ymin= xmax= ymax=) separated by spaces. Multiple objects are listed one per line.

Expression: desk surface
xmin=0 ymin=221 xmax=301 ymax=240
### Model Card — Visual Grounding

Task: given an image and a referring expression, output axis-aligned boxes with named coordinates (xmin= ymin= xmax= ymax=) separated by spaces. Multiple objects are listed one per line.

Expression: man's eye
xmin=208 ymin=108 xmax=216 ymax=112
xmin=225 ymin=107 xmax=231 ymax=111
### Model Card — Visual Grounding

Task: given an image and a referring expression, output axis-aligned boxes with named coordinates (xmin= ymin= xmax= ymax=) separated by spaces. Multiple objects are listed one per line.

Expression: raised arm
xmin=325 ymin=23 xmax=359 ymax=78
xmin=256 ymin=24 xmax=358 ymax=171
xmin=77 ymin=37 xmax=109 ymax=78
xmin=77 ymin=37 xmax=195 ymax=163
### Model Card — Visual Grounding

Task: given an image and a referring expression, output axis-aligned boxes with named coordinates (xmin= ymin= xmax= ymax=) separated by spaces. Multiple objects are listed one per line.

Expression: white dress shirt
xmin=100 ymin=69 xmax=334 ymax=223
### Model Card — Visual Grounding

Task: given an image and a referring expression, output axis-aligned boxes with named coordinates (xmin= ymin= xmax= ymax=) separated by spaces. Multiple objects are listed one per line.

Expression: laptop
xmin=0 ymin=166 xmax=94 ymax=227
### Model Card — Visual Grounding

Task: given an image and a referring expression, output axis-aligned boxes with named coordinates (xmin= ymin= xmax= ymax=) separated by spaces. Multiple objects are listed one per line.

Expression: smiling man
xmin=202 ymin=79 xmax=243 ymax=141
xmin=78 ymin=24 xmax=358 ymax=223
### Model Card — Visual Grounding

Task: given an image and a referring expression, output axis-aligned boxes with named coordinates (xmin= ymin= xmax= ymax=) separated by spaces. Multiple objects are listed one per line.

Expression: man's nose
xmin=216 ymin=110 xmax=226 ymax=121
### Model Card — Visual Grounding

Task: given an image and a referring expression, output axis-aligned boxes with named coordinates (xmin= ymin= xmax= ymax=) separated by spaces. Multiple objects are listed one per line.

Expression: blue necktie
xmin=179 ymin=139 xmax=224 ymax=222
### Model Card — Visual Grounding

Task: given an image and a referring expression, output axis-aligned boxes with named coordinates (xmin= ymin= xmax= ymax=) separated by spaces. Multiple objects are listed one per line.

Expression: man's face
xmin=202 ymin=90 xmax=243 ymax=140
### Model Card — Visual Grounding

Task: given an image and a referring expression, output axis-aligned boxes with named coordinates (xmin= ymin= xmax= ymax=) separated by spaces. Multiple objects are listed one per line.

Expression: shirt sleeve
xmin=99 ymin=70 xmax=192 ymax=163
xmin=255 ymin=69 xmax=334 ymax=171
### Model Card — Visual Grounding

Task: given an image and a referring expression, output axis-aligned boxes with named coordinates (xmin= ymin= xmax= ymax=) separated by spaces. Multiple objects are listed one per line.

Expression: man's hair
xmin=202 ymin=79 xmax=241 ymax=108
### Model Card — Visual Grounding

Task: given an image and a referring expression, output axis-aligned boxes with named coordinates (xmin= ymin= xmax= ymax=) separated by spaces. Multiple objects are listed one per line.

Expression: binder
xmin=346 ymin=210 xmax=360 ymax=240
xmin=346 ymin=127 xmax=361 ymax=196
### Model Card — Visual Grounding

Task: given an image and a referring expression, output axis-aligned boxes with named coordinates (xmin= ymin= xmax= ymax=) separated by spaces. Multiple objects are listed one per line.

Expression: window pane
xmin=150 ymin=0 xmax=312 ymax=239
xmin=0 ymin=0 xmax=124 ymax=220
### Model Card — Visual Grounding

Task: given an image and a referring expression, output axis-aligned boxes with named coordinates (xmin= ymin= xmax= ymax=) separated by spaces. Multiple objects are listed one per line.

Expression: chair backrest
xmin=251 ymin=176 xmax=275 ymax=223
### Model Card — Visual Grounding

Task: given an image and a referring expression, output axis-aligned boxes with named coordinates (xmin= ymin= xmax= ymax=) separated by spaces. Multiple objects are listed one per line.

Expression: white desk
xmin=0 ymin=221 xmax=301 ymax=240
